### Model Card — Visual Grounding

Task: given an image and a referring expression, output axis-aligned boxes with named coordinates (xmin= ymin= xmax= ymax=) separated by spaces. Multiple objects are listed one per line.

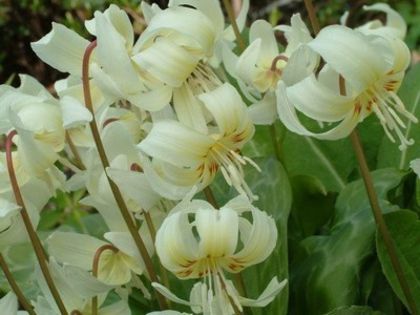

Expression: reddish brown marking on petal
xmin=130 ymin=163 xmax=143 ymax=172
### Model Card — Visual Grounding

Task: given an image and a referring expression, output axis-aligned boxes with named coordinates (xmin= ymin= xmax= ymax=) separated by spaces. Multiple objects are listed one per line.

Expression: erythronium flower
xmin=341 ymin=3 xmax=406 ymax=39
xmin=152 ymin=196 xmax=286 ymax=314
xmin=34 ymin=259 xmax=130 ymax=315
xmin=0 ymin=292 xmax=28 ymax=315
xmin=277 ymin=25 xmax=418 ymax=150
xmin=139 ymin=83 xmax=257 ymax=200
xmin=47 ymin=231 xmax=147 ymax=286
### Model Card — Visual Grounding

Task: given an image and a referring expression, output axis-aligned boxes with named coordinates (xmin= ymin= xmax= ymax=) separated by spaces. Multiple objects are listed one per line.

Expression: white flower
xmin=139 ymin=83 xmax=257 ymax=200
xmin=34 ymin=259 xmax=129 ymax=315
xmin=277 ymin=25 xmax=417 ymax=150
xmin=341 ymin=3 xmax=406 ymax=39
xmin=152 ymin=196 xmax=285 ymax=314
xmin=46 ymin=231 xmax=146 ymax=286
xmin=0 ymin=292 xmax=28 ymax=315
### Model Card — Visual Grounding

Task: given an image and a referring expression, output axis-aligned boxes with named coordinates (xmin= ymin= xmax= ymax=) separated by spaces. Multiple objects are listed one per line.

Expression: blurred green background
xmin=0 ymin=0 xmax=419 ymax=86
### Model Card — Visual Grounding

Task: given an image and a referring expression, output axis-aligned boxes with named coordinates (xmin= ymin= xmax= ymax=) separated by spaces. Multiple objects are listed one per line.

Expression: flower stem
xmin=303 ymin=0 xmax=320 ymax=35
xmin=82 ymin=40 xmax=167 ymax=310
xmin=221 ymin=0 xmax=246 ymax=52
xmin=0 ymin=254 xmax=36 ymax=315
xmin=204 ymin=186 xmax=219 ymax=209
xmin=91 ymin=244 xmax=118 ymax=315
xmin=6 ymin=131 xmax=68 ymax=315
xmin=350 ymin=130 xmax=418 ymax=314
xmin=65 ymin=131 xmax=86 ymax=170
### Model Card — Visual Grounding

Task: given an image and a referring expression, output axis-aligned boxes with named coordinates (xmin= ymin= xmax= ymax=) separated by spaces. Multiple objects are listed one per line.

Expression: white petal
xmin=248 ymin=92 xmax=277 ymax=125
xmin=151 ymin=283 xmax=191 ymax=307
xmin=139 ymin=120 xmax=214 ymax=167
xmin=173 ymin=84 xmax=208 ymax=134
xmin=132 ymin=37 xmax=199 ymax=87
xmin=127 ymin=85 xmax=172 ymax=112
xmin=46 ymin=231 xmax=107 ymax=270
xmin=136 ymin=7 xmax=215 ymax=57
xmin=31 ymin=23 xmax=90 ymax=76
xmin=249 ymin=20 xmax=278 ymax=61
xmin=286 ymin=74 xmax=354 ymax=122
xmin=106 ymin=168 xmax=161 ymax=211
xmin=198 ymin=83 xmax=253 ymax=142
xmin=239 ymin=277 xmax=287 ymax=307
xmin=361 ymin=3 xmax=406 ymax=39
xmin=196 ymin=207 xmax=239 ymax=258
xmin=60 ymin=96 xmax=92 ymax=128
xmin=275 ymin=14 xmax=312 ymax=55
xmin=0 ymin=292 xmax=19 ymax=314
xmin=277 ymin=81 xmax=359 ymax=140
xmin=308 ymin=25 xmax=388 ymax=93
xmin=95 ymin=11 xmax=140 ymax=94
xmin=104 ymin=4 xmax=134 ymax=48
xmin=231 ymin=208 xmax=277 ymax=268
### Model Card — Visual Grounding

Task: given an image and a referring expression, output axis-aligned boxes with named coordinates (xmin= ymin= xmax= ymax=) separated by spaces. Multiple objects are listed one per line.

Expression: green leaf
xmin=325 ymin=306 xmax=384 ymax=315
xmin=376 ymin=210 xmax=420 ymax=311
xmin=289 ymin=169 xmax=405 ymax=315
xmin=378 ymin=63 xmax=420 ymax=170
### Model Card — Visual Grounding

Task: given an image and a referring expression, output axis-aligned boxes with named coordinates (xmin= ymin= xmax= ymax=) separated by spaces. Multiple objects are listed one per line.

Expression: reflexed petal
xmin=199 ymin=83 xmax=253 ymax=141
xmin=248 ymin=92 xmax=277 ymax=125
xmin=139 ymin=120 xmax=214 ymax=167
xmin=31 ymin=23 xmax=90 ymax=76
xmin=195 ymin=207 xmax=239 ymax=258
xmin=127 ymin=85 xmax=172 ymax=112
xmin=0 ymin=292 xmax=19 ymax=315
xmin=138 ymin=154 xmax=193 ymax=200
xmin=60 ymin=96 xmax=93 ymax=128
xmin=95 ymin=11 xmax=140 ymax=94
xmin=151 ymin=283 xmax=192 ymax=307
xmin=239 ymin=277 xmax=287 ymax=307
xmin=249 ymin=20 xmax=278 ymax=61
xmin=173 ymin=84 xmax=208 ymax=134
xmin=308 ymin=25 xmax=388 ymax=93
xmin=361 ymin=3 xmax=406 ymax=39
xmin=236 ymin=39 xmax=262 ymax=87
xmin=155 ymin=211 xmax=199 ymax=277
xmin=231 ymin=208 xmax=277 ymax=268
xmin=169 ymin=0 xmax=224 ymax=34
xmin=106 ymin=168 xmax=161 ymax=211
xmin=286 ymin=74 xmax=354 ymax=122
xmin=281 ymin=45 xmax=319 ymax=86
xmin=277 ymin=81 xmax=359 ymax=140
xmin=46 ymin=231 xmax=107 ymax=270
xmin=137 ymin=7 xmax=215 ymax=57
xmin=141 ymin=2 xmax=162 ymax=24
xmin=275 ymin=14 xmax=312 ymax=55
xmin=104 ymin=4 xmax=134 ymax=48
xmin=97 ymin=250 xmax=132 ymax=285
xmin=132 ymin=37 xmax=199 ymax=87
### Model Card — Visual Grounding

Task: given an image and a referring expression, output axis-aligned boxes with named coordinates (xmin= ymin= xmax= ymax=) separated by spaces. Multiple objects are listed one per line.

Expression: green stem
xmin=350 ymin=130 xmax=418 ymax=314
xmin=0 ymin=254 xmax=36 ymax=315
xmin=91 ymin=245 xmax=118 ymax=315
xmin=6 ymin=131 xmax=68 ymax=315
xmin=82 ymin=40 xmax=167 ymax=310
xmin=221 ymin=0 xmax=246 ymax=52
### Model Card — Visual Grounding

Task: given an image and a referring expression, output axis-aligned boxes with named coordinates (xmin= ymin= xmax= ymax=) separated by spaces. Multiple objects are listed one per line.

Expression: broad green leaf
xmin=378 ymin=63 xmax=420 ymax=170
xmin=325 ymin=306 xmax=384 ymax=315
xmin=212 ymin=156 xmax=292 ymax=315
xmin=288 ymin=175 xmax=336 ymax=240
xmin=289 ymin=169 xmax=405 ymax=315
xmin=376 ymin=210 xmax=420 ymax=311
